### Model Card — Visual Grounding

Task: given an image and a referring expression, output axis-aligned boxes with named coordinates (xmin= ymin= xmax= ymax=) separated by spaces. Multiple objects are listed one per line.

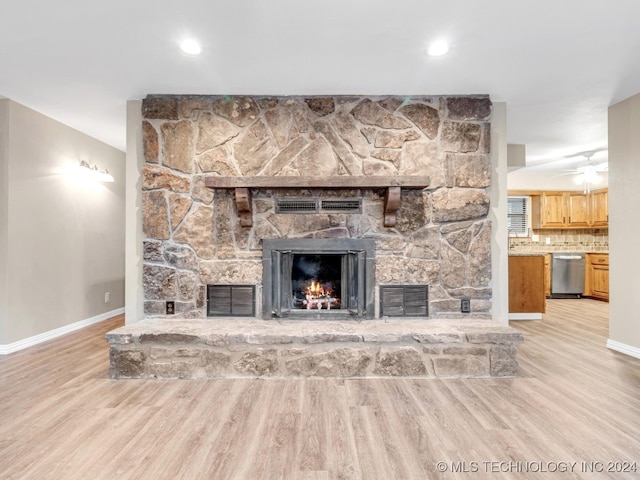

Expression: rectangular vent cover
xmin=276 ymin=199 xmax=318 ymax=213
xmin=276 ymin=197 xmax=361 ymax=214
xmin=207 ymin=285 xmax=255 ymax=317
xmin=320 ymin=199 xmax=362 ymax=212
xmin=380 ymin=285 xmax=429 ymax=317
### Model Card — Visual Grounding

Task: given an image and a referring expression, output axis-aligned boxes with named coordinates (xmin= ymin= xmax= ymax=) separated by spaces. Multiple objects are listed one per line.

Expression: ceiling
xmin=2 ymin=0 xmax=640 ymax=186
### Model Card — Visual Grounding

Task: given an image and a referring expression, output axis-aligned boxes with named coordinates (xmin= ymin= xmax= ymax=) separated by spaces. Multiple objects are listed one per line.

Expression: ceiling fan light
xmin=180 ymin=38 xmax=202 ymax=55
xmin=427 ymin=41 xmax=449 ymax=56
xmin=574 ymin=168 xmax=603 ymax=194
xmin=584 ymin=169 xmax=602 ymax=184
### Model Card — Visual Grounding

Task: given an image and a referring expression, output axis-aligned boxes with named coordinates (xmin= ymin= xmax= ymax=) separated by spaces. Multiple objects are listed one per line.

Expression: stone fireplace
xmin=141 ymin=94 xmax=493 ymax=320
xmin=106 ymin=94 xmax=526 ymax=380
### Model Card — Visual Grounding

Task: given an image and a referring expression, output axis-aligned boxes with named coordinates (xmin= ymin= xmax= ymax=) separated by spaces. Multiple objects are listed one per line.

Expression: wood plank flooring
xmin=1 ymin=300 xmax=639 ymax=479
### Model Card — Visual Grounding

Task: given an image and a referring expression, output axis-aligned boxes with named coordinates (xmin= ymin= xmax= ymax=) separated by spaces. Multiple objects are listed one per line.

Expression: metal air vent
xmin=207 ymin=285 xmax=256 ymax=317
xmin=275 ymin=197 xmax=362 ymax=214
xmin=276 ymin=198 xmax=318 ymax=213
xmin=380 ymin=285 xmax=429 ymax=317
xmin=320 ymin=199 xmax=362 ymax=213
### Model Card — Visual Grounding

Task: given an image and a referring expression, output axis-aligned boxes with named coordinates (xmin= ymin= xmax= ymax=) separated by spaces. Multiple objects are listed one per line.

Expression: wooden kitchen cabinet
xmin=544 ymin=254 xmax=551 ymax=298
xmin=531 ymin=189 xmax=608 ymax=228
xmin=509 ymin=255 xmax=546 ymax=314
xmin=590 ymin=189 xmax=608 ymax=227
xmin=567 ymin=192 xmax=590 ymax=227
xmin=585 ymin=253 xmax=609 ymax=301
xmin=535 ymin=191 xmax=566 ymax=228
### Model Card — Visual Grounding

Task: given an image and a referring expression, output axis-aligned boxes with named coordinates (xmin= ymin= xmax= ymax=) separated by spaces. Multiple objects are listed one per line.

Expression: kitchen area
xmin=507 ymin=188 xmax=609 ymax=320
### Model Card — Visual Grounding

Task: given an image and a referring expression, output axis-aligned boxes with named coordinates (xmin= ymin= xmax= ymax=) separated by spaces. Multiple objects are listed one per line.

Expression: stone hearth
xmin=107 ymin=319 xmax=523 ymax=379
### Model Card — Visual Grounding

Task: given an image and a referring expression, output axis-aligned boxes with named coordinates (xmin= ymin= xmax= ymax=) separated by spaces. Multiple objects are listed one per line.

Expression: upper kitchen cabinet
xmin=532 ymin=191 xmax=590 ymax=228
xmin=567 ymin=192 xmax=591 ymax=227
xmin=534 ymin=191 xmax=565 ymax=228
xmin=590 ymin=188 xmax=608 ymax=227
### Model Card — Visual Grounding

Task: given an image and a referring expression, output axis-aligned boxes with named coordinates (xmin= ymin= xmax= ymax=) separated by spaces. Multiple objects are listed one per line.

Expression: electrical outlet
xmin=104 ymin=292 xmax=110 ymax=303
xmin=461 ymin=298 xmax=471 ymax=313
xmin=166 ymin=301 xmax=175 ymax=315
xmin=545 ymin=237 xmax=551 ymax=245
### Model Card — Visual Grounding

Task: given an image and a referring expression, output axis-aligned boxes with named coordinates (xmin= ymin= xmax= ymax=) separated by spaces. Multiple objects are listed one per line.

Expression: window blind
xmin=507 ymin=196 xmax=530 ymax=235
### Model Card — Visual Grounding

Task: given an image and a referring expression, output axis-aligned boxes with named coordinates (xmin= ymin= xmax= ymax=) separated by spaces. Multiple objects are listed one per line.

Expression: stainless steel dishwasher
xmin=551 ymin=253 xmax=585 ymax=298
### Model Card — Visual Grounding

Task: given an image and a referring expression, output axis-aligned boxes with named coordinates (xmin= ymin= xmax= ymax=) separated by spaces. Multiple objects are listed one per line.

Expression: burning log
xmin=300 ymin=279 xmax=340 ymax=310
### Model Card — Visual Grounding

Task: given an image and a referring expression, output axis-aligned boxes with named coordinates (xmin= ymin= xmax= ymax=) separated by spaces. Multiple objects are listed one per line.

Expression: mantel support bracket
xmin=235 ymin=188 xmax=253 ymax=227
xmin=384 ymin=186 xmax=401 ymax=228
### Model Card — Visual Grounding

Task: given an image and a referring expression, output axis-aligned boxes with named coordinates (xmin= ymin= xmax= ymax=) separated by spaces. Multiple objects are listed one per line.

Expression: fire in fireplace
xmin=292 ymin=254 xmax=342 ymax=310
xmin=262 ymin=238 xmax=375 ymax=319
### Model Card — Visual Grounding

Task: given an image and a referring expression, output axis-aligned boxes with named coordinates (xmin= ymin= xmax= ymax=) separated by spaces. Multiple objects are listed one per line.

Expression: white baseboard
xmin=607 ymin=339 xmax=640 ymax=360
xmin=508 ymin=313 xmax=543 ymax=321
xmin=0 ymin=308 xmax=124 ymax=355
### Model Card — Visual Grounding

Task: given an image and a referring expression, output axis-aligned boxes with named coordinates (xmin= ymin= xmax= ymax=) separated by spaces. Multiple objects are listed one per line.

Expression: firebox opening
xmin=292 ymin=254 xmax=343 ymax=310
xmin=262 ymin=238 xmax=375 ymax=319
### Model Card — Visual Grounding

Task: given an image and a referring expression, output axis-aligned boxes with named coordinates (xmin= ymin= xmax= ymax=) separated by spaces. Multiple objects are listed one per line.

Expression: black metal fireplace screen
xmin=262 ymin=238 xmax=375 ymax=319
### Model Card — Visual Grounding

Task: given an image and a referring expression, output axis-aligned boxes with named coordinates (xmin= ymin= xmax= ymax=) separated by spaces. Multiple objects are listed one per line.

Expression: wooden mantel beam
xmin=205 ymin=176 xmax=431 ymax=228
xmin=204 ymin=176 xmax=430 ymax=190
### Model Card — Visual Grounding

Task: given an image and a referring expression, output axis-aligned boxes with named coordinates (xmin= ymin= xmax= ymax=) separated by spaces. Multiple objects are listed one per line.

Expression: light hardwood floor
xmin=1 ymin=299 xmax=639 ymax=480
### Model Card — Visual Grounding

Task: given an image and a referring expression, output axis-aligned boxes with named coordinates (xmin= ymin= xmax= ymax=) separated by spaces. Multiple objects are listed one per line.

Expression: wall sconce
xmin=77 ymin=160 xmax=114 ymax=182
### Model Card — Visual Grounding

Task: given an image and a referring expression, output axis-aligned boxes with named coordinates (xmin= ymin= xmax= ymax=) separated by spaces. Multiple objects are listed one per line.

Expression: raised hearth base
xmin=105 ymin=319 xmax=524 ymax=379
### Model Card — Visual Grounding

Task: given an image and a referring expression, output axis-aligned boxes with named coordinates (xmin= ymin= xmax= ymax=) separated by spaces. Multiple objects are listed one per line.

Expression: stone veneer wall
xmin=141 ymin=95 xmax=493 ymax=319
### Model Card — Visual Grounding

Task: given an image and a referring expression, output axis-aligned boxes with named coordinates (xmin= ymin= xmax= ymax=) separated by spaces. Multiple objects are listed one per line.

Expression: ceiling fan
xmin=560 ymin=151 xmax=608 ymax=193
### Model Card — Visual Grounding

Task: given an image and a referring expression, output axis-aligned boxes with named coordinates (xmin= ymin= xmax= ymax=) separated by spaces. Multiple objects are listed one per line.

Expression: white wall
xmin=608 ymin=92 xmax=640 ymax=356
xmin=0 ymin=102 xmax=9 ymax=343
xmin=507 ymin=169 xmax=608 ymax=192
xmin=125 ymin=100 xmax=144 ymax=324
xmin=0 ymin=99 xmax=125 ymax=346
xmin=490 ymin=102 xmax=509 ymax=324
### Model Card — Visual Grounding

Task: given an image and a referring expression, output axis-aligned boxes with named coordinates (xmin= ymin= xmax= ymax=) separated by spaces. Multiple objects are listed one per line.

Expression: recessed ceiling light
xmin=427 ymin=41 xmax=449 ymax=57
xmin=180 ymin=39 xmax=202 ymax=55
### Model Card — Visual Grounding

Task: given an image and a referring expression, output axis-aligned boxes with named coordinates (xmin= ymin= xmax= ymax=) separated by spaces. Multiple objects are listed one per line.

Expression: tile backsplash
xmin=509 ymin=228 xmax=608 ymax=253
